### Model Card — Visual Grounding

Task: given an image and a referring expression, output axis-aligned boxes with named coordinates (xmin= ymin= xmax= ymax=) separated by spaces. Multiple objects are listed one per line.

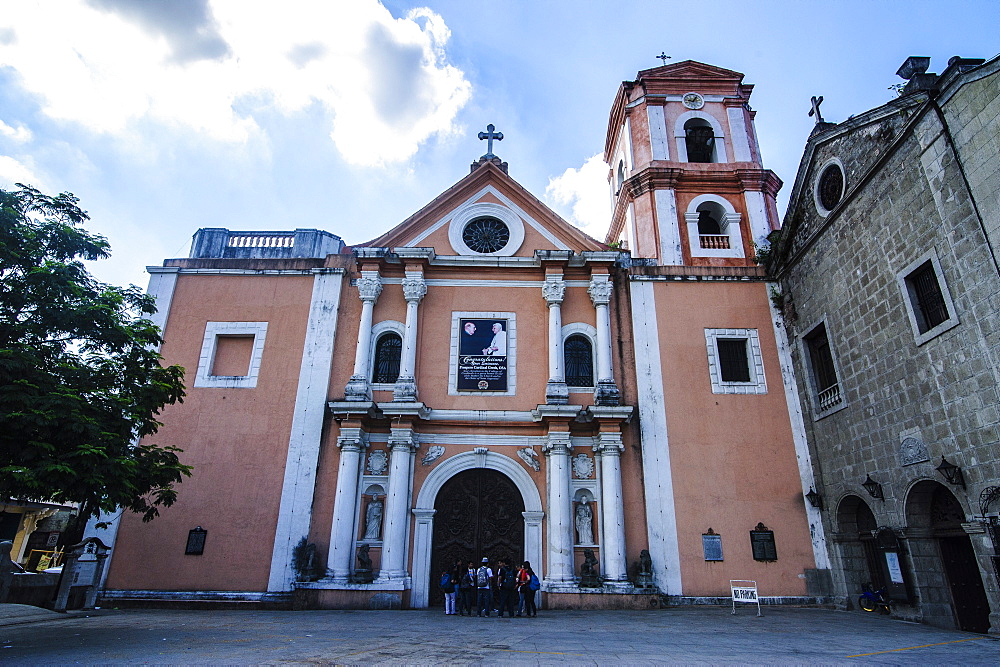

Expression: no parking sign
xmin=730 ymin=580 xmax=762 ymax=616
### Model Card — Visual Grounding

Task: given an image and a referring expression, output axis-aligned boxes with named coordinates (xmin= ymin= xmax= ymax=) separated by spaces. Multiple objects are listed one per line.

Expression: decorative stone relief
xmin=517 ymin=447 xmax=540 ymax=472
xmin=572 ymin=453 xmax=594 ymax=479
xmin=588 ymin=278 xmax=613 ymax=306
xmin=402 ymin=276 xmax=427 ymax=303
xmin=899 ymin=436 xmax=929 ymax=466
xmin=367 ymin=449 xmax=388 ymax=475
xmin=541 ymin=278 xmax=566 ymax=305
xmin=421 ymin=445 xmax=445 ymax=466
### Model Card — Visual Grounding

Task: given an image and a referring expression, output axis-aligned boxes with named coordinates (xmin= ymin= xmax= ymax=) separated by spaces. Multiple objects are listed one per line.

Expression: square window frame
xmin=194 ymin=321 xmax=268 ymax=388
xmin=799 ymin=316 xmax=848 ymax=420
xmin=896 ymin=250 xmax=959 ymax=346
xmin=704 ymin=328 xmax=767 ymax=395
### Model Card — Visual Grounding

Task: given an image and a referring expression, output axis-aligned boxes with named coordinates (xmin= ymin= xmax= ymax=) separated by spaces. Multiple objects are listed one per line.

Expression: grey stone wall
xmin=776 ymin=59 xmax=1000 ymax=630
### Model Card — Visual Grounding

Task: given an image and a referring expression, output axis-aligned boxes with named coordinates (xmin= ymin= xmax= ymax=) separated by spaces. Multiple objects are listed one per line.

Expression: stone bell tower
xmin=603 ymin=60 xmax=781 ymax=266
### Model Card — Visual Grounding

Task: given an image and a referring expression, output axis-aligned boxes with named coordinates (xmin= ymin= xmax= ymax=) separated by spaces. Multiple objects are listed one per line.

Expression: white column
xmin=267 ymin=267 xmax=345 ymax=591
xmin=589 ymin=276 xmax=620 ymax=406
xmin=410 ymin=508 xmax=436 ymax=607
xmin=394 ymin=273 xmax=426 ymax=402
xmin=327 ymin=429 xmax=367 ymax=583
xmin=596 ymin=432 xmax=628 ymax=586
xmin=543 ymin=276 xmax=568 ymax=404
xmin=522 ymin=511 xmax=545 ymax=576
xmin=345 ymin=271 xmax=382 ymax=401
xmin=378 ymin=426 xmax=416 ymax=581
xmin=543 ymin=431 xmax=575 ymax=586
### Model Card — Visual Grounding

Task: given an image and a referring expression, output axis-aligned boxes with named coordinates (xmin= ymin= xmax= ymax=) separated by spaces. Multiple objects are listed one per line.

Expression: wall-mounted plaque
xmin=185 ymin=526 xmax=207 ymax=555
xmin=702 ymin=530 xmax=724 ymax=561
xmin=457 ymin=318 xmax=508 ymax=391
xmin=750 ymin=522 xmax=777 ymax=561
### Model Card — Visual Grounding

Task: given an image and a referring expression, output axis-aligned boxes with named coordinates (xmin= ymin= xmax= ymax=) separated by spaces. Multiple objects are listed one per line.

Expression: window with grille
xmin=906 ymin=261 xmax=949 ymax=333
xmin=897 ymin=252 xmax=959 ymax=345
xmin=564 ymin=335 xmax=594 ymax=387
xmin=717 ymin=339 xmax=751 ymax=383
xmin=804 ymin=323 xmax=843 ymax=414
xmin=373 ymin=333 xmax=401 ymax=384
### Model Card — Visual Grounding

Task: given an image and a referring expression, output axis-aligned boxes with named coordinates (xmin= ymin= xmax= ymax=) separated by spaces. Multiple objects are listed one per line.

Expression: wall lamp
xmin=862 ymin=474 xmax=884 ymax=500
xmin=805 ymin=487 xmax=824 ymax=510
xmin=935 ymin=456 xmax=966 ymax=489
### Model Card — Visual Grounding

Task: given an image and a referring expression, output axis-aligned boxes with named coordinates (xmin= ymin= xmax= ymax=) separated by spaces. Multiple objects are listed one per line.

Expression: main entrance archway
xmin=429 ymin=468 xmax=525 ymax=606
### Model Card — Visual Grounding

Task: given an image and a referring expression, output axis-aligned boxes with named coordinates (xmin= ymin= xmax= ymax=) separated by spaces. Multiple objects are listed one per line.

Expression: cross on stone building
xmin=809 ymin=95 xmax=825 ymax=124
xmin=657 ymin=52 xmax=671 ymax=65
xmin=478 ymin=124 xmax=503 ymax=157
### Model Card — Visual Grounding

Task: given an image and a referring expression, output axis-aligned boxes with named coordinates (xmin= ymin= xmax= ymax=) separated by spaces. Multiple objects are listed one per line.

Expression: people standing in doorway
xmin=496 ymin=558 xmax=518 ymax=618
xmin=459 ymin=561 xmax=475 ymax=616
xmin=517 ymin=560 xmax=538 ymax=617
xmin=475 ymin=557 xmax=494 ymax=617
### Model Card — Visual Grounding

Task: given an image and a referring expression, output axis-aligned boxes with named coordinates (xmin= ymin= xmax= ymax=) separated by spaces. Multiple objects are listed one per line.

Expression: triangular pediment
xmin=637 ymin=59 xmax=745 ymax=82
xmin=360 ymin=161 xmax=606 ymax=257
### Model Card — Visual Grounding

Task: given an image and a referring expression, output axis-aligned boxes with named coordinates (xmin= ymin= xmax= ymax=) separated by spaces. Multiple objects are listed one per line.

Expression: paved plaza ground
xmin=2 ymin=604 xmax=1000 ymax=665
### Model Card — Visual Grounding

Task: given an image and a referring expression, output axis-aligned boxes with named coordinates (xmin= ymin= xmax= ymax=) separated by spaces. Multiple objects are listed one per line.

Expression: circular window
xmin=818 ymin=164 xmax=844 ymax=211
xmin=462 ymin=217 xmax=510 ymax=254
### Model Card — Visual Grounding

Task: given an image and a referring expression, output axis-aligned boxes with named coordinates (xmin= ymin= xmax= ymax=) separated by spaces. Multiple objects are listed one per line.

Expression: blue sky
xmin=0 ymin=0 xmax=996 ymax=289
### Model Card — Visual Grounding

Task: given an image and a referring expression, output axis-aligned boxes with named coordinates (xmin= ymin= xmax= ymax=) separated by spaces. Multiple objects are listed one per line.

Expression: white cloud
xmin=0 ymin=1 xmax=470 ymax=165
xmin=0 ymin=155 xmax=44 ymax=189
xmin=0 ymin=120 xmax=32 ymax=143
xmin=545 ymin=154 xmax=612 ymax=242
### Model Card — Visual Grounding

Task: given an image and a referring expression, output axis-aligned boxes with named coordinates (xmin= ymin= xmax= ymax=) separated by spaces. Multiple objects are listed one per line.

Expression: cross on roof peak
xmin=656 ymin=52 xmax=671 ymax=65
xmin=809 ymin=95 xmax=825 ymax=124
xmin=478 ymin=123 xmax=503 ymax=158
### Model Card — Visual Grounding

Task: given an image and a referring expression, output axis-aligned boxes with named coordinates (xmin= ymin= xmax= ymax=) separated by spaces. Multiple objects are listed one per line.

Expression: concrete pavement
xmin=1 ymin=605 xmax=999 ymax=664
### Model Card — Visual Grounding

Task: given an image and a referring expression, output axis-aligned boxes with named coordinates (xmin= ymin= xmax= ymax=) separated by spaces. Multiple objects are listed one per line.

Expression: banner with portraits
xmin=457 ymin=318 xmax=508 ymax=391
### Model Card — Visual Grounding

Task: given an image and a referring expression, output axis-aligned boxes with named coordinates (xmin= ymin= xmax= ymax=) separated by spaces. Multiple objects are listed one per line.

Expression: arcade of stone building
xmin=86 ymin=56 xmax=1000 ymax=631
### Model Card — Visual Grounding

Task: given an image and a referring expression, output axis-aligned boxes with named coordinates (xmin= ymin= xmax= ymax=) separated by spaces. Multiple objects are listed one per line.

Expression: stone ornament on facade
xmin=421 ymin=445 xmax=445 ymax=466
xmin=356 ymin=275 xmax=383 ymax=302
xmin=588 ymin=278 xmax=613 ymax=305
xmin=572 ymin=453 xmax=595 ymax=479
xmin=517 ymin=447 xmax=540 ymax=471
xmin=366 ymin=449 xmax=388 ymax=475
xmin=541 ymin=278 xmax=566 ymax=305
xmin=899 ymin=436 xmax=930 ymax=466
xmin=682 ymin=92 xmax=705 ymax=109
xmin=402 ymin=276 xmax=427 ymax=303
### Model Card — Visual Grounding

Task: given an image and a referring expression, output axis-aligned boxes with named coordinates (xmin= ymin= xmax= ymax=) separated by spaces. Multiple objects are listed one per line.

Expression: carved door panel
xmin=430 ymin=468 xmax=525 ymax=606
xmin=939 ymin=536 xmax=991 ymax=633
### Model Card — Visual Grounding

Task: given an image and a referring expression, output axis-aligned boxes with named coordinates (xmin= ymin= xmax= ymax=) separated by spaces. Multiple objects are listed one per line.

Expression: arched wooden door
xmin=429 ymin=468 xmax=525 ymax=606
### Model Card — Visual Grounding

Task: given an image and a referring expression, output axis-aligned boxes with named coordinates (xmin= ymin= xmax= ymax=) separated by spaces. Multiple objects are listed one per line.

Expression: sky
xmin=0 ymin=0 xmax=997 ymax=290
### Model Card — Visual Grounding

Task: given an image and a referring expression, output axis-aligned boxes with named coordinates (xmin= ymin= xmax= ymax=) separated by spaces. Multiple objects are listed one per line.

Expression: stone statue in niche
xmin=579 ymin=548 xmax=600 ymax=587
xmin=633 ymin=548 xmax=655 ymax=590
xmin=353 ymin=544 xmax=374 ymax=584
xmin=575 ymin=502 xmax=594 ymax=545
xmin=363 ymin=494 xmax=383 ymax=540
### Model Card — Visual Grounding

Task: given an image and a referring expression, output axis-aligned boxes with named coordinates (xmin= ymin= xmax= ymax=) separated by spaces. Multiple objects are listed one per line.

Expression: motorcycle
xmin=859 ymin=583 xmax=891 ymax=614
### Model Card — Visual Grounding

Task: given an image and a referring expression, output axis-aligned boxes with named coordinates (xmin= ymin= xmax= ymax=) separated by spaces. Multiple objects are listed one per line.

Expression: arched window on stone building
xmin=685 ymin=118 xmax=716 ymax=163
xmin=564 ymin=334 xmax=594 ymax=388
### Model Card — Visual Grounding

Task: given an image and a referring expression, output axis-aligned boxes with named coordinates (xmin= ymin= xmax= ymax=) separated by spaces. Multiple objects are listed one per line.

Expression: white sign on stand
xmin=730 ymin=580 xmax=761 ymax=616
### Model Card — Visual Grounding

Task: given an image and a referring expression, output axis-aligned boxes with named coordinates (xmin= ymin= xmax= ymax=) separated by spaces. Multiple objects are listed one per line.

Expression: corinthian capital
xmin=588 ymin=277 xmax=613 ymax=306
xmin=541 ymin=277 xmax=566 ymax=305
xmin=402 ymin=276 xmax=427 ymax=303
xmin=357 ymin=273 xmax=383 ymax=303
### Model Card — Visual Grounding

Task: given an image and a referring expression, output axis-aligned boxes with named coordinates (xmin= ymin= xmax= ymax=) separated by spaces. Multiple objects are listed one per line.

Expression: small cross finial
xmin=809 ymin=95 xmax=825 ymax=124
xmin=656 ymin=52 xmax=671 ymax=65
xmin=478 ymin=123 xmax=503 ymax=157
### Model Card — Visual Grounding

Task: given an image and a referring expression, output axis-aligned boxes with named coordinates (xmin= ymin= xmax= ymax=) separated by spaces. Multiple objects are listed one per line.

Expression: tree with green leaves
xmin=0 ymin=184 xmax=189 ymax=540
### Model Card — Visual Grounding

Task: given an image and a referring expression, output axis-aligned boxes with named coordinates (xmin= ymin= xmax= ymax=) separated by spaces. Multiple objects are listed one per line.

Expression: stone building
xmin=772 ymin=54 xmax=1000 ymax=632
xmin=89 ymin=61 xmax=827 ymax=610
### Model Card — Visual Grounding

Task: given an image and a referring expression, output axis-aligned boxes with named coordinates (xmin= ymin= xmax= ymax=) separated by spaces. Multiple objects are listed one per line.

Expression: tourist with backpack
xmin=440 ymin=568 xmax=456 ymax=615
xmin=496 ymin=559 xmax=518 ymax=618
xmin=459 ymin=561 xmax=475 ymax=616
xmin=517 ymin=560 xmax=538 ymax=617
xmin=475 ymin=556 xmax=493 ymax=617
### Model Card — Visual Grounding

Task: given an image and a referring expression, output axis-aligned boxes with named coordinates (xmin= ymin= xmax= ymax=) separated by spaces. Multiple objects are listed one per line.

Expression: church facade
xmin=91 ymin=61 xmax=828 ymax=610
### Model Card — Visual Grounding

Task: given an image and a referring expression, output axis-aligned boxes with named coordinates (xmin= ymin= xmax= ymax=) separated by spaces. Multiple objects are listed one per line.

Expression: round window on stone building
xmin=817 ymin=163 xmax=844 ymax=211
xmin=462 ymin=216 xmax=510 ymax=254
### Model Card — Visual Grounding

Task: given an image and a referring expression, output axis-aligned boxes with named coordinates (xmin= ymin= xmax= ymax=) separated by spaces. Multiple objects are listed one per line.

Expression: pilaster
xmin=345 ymin=270 xmax=382 ymax=401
